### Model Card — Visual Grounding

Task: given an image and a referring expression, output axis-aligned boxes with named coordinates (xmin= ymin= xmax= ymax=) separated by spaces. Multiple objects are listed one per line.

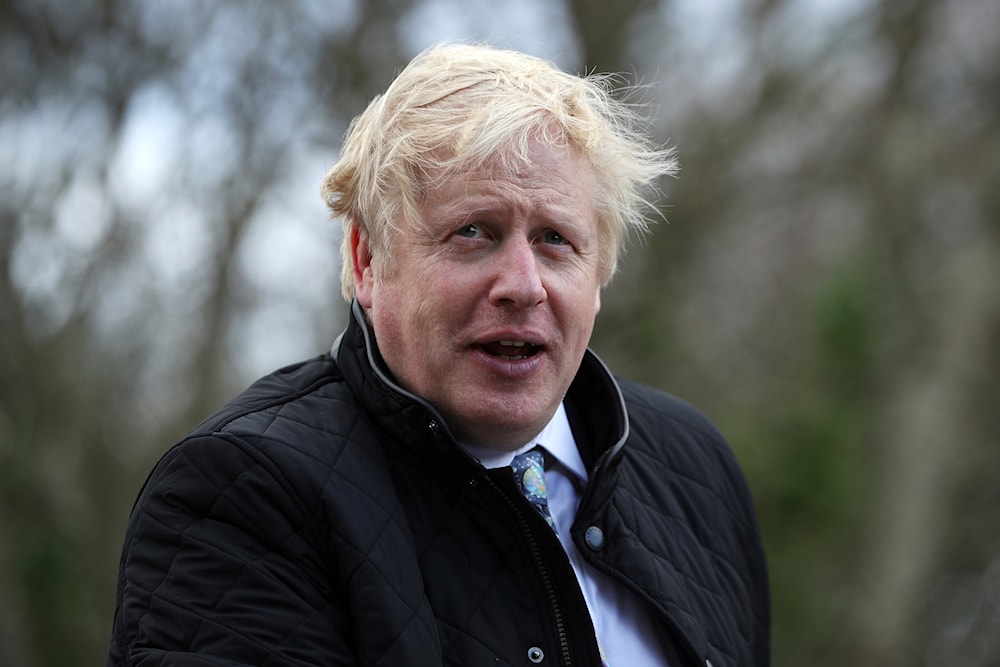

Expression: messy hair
xmin=321 ymin=43 xmax=678 ymax=300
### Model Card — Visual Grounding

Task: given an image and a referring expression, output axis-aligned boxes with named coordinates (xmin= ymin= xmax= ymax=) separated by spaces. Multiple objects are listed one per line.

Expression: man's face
xmin=352 ymin=137 xmax=602 ymax=449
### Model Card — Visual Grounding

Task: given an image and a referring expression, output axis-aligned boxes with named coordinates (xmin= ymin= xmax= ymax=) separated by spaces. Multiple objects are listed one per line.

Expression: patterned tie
xmin=511 ymin=449 xmax=558 ymax=534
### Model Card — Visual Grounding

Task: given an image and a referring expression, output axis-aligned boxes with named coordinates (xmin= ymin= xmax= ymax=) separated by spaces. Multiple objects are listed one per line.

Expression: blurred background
xmin=1 ymin=0 xmax=998 ymax=665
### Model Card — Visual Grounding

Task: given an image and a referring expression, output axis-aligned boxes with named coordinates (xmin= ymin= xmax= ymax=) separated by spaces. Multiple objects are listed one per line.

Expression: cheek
xmin=372 ymin=280 xmax=445 ymax=357
xmin=559 ymin=276 xmax=602 ymax=316
xmin=568 ymin=286 xmax=601 ymax=347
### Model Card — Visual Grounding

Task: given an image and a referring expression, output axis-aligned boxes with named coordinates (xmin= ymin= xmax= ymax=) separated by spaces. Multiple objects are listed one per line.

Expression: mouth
xmin=478 ymin=339 xmax=543 ymax=361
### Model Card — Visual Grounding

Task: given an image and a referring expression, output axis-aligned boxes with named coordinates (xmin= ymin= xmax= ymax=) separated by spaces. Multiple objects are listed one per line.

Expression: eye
xmin=456 ymin=223 xmax=482 ymax=238
xmin=542 ymin=229 xmax=568 ymax=245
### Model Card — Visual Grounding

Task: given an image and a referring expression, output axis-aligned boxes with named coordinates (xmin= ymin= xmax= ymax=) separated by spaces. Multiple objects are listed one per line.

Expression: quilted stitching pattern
xmin=108 ymin=312 xmax=769 ymax=667
xmin=573 ymin=378 xmax=770 ymax=667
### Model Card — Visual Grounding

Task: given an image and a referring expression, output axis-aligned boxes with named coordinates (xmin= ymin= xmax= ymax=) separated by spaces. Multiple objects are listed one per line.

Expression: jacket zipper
xmin=523 ymin=518 xmax=572 ymax=665
xmin=485 ymin=474 xmax=574 ymax=666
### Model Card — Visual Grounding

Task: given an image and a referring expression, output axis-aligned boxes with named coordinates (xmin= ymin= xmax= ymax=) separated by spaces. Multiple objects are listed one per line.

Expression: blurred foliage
xmin=2 ymin=0 xmax=999 ymax=666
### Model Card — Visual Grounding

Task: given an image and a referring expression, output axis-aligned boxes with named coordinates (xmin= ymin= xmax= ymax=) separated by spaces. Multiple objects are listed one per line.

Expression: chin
xmin=453 ymin=413 xmax=548 ymax=449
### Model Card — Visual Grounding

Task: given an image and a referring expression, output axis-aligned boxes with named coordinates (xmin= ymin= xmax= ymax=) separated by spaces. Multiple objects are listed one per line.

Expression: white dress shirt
xmin=463 ymin=403 xmax=671 ymax=666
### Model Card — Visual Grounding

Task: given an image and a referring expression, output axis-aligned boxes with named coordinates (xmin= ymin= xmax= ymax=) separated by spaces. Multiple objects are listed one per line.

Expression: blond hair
xmin=321 ymin=43 xmax=677 ymax=300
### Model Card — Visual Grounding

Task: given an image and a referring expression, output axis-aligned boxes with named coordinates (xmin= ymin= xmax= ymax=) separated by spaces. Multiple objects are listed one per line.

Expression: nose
xmin=488 ymin=238 xmax=546 ymax=308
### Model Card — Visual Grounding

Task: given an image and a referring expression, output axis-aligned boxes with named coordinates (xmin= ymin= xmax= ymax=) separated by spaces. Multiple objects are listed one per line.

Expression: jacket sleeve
xmin=107 ymin=433 xmax=357 ymax=666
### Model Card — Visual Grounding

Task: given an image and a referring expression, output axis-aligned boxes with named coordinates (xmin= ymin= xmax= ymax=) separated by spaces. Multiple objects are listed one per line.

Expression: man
xmin=107 ymin=44 xmax=769 ymax=666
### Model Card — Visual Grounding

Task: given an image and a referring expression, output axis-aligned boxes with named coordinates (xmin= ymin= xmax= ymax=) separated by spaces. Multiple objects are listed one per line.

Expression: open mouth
xmin=479 ymin=340 xmax=542 ymax=361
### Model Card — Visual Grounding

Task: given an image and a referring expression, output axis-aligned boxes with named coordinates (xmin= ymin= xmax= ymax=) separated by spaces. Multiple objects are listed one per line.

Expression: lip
xmin=470 ymin=345 xmax=547 ymax=379
xmin=473 ymin=330 xmax=546 ymax=348
xmin=469 ymin=330 xmax=548 ymax=378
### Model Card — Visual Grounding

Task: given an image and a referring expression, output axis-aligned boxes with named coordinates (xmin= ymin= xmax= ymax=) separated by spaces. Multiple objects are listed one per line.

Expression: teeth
xmin=499 ymin=340 xmax=527 ymax=347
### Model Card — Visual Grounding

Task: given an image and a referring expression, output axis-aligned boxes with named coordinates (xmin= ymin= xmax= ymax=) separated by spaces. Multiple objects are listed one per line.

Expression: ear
xmin=594 ymin=287 xmax=601 ymax=316
xmin=349 ymin=225 xmax=375 ymax=308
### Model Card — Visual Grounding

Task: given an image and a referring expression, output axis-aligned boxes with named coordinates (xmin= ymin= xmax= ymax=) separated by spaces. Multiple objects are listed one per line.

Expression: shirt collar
xmin=461 ymin=402 xmax=589 ymax=483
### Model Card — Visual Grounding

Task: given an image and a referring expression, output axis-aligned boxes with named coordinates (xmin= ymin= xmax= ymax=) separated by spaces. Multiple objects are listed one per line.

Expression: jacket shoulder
xmin=617 ymin=377 xmax=722 ymax=440
xmin=618 ymin=379 xmax=757 ymax=531
xmin=192 ymin=354 xmax=343 ymax=434
xmin=110 ymin=354 xmax=428 ymax=665
xmin=133 ymin=354 xmax=366 ymax=532
xmin=611 ymin=378 xmax=770 ymax=665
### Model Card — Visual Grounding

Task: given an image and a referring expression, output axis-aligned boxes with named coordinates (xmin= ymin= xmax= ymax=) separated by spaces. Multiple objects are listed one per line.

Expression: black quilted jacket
xmin=107 ymin=303 xmax=770 ymax=666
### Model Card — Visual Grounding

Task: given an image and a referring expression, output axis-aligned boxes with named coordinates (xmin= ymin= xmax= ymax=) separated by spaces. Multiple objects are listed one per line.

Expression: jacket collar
xmin=332 ymin=299 xmax=630 ymax=475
